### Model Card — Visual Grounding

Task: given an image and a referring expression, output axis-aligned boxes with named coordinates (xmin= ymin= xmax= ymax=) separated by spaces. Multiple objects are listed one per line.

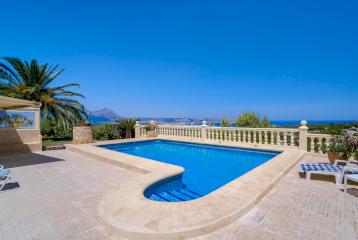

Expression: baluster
xmin=258 ymin=131 xmax=262 ymax=144
xmin=253 ymin=130 xmax=257 ymax=143
xmin=310 ymin=137 xmax=315 ymax=152
xmin=243 ymin=131 xmax=246 ymax=143
xmin=271 ymin=132 xmax=275 ymax=145
xmin=283 ymin=131 xmax=287 ymax=146
xmin=277 ymin=131 xmax=282 ymax=145
xmin=264 ymin=131 xmax=268 ymax=144
xmin=317 ymin=137 xmax=323 ymax=154
xmin=291 ymin=131 xmax=296 ymax=146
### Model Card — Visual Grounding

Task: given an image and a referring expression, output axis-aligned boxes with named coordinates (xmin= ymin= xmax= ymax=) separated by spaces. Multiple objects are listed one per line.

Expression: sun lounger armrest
xmin=334 ymin=160 xmax=349 ymax=165
xmin=343 ymin=166 xmax=358 ymax=173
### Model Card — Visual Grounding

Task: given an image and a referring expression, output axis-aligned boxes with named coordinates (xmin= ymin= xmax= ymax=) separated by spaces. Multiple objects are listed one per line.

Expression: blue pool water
xmin=101 ymin=140 xmax=279 ymax=202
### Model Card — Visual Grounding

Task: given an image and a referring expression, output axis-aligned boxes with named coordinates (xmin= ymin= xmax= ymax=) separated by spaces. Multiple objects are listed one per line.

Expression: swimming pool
xmin=101 ymin=140 xmax=279 ymax=202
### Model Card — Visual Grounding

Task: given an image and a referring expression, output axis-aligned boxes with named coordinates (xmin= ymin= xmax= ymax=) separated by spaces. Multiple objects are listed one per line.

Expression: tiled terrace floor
xmin=0 ymin=150 xmax=357 ymax=240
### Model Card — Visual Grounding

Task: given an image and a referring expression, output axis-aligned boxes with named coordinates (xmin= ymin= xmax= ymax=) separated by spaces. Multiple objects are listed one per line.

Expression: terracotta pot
xmin=147 ymin=130 xmax=157 ymax=138
xmin=327 ymin=152 xmax=348 ymax=164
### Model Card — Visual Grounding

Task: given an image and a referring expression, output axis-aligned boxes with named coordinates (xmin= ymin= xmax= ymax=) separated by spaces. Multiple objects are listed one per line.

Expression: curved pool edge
xmin=66 ymin=139 xmax=305 ymax=240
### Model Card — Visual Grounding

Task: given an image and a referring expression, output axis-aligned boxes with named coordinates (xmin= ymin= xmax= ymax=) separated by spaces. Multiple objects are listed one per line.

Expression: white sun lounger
xmin=0 ymin=168 xmax=12 ymax=191
xmin=300 ymin=160 xmax=358 ymax=185
xmin=344 ymin=174 xmax=358 ymax=193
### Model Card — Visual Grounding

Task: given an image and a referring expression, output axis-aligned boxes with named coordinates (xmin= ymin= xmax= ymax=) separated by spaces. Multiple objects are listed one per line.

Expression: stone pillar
xmin=73 ymin=126 xmax=93 ymax=144
xmin=34 ymin=107 xmax=41 ymax=130
xmin=201 ymin=120 xmax=208 ymax=140
xmin=134 ymin=121 xmax=141 ymax=138
xmin=299 ymin=120 xmax=308 ymax=151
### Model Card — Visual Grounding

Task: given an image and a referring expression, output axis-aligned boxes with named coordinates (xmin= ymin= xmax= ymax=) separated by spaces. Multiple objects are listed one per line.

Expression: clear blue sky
xmin=1 ymin=0 xmax=357 ymax=120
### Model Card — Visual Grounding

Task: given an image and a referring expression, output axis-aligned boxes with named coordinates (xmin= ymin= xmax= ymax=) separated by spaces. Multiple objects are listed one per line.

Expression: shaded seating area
xmin=0 ymin=96 xmax=41 ymax=153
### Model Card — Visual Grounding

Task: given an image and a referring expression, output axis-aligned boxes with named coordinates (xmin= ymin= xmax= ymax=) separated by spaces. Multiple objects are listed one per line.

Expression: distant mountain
xmin=88 ymin=108 xmax=122 ymax=124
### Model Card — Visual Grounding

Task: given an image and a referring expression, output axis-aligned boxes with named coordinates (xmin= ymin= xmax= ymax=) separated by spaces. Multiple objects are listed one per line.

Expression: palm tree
xmin=116 ymin=118 xmax=138 ymax=138
xmin=0 ymin=57 xmax=86 ymax=130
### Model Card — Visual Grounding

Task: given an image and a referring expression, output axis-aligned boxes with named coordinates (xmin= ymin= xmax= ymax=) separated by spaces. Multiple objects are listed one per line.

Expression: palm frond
xmin=0 ymin=57 xmax=87 ymax=130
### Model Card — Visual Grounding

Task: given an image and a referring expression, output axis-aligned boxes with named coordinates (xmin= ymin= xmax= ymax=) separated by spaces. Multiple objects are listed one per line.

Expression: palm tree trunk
xmin=126 ymin=128 xmax=131 ymax=138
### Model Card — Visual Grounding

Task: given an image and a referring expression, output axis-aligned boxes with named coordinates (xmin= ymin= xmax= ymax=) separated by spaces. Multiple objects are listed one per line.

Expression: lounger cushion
xmin=300 ymin=163 xmax=344 ymax=172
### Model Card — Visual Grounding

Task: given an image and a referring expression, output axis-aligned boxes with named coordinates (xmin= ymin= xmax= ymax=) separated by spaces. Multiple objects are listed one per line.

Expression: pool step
xmin=148 ymin=188 xmax=203 ymax=202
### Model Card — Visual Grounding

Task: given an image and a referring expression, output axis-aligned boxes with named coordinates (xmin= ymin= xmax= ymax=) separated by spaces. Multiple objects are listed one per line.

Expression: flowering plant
xmin=329 ymin=130 xmax=358 ymax=159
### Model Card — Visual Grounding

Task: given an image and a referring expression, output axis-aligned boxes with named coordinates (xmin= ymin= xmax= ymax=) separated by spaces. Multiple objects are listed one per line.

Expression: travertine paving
xmin=194 ymin=155 xmax=358 ymax=240
xmin=0 ymin=150 xmax=357 ymax=240
xmin=0 ymin=150 xmax=140 ymax=240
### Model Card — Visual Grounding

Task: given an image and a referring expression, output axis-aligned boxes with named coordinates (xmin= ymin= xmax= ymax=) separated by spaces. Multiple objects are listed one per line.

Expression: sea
xmin=211 ymin=120 xmax=357 ymax=127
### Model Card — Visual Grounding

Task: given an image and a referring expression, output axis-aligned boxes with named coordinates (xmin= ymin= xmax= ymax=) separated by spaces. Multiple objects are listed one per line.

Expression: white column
xmin=299 ymin=120 xmax=309 ymax=151
xmin=134 ymin=121 xmax=141 ymax=138
xmin=201 ymin=120 xmax=208 ymax=140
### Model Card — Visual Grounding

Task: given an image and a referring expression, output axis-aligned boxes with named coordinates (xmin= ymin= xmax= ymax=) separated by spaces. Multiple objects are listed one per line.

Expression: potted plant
xmin=327 ymin=130 xmax=358 ymax=163
xmin=327 ymin=135 xmax=352 ymax=163
xmin=145 ymin=122 xmax=158 ymax=138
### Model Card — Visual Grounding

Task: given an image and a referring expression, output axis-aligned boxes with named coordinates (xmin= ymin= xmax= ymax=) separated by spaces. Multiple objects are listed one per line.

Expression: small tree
xmin=116 ymin=118 xmax=138 ymax=138
xmin=236 ymin=112 xmax=260 ymax=127
xmin=220 ymin=118 xmax=231 ymax=127
xmin=260 ymin=116 xmax=271 ymax=128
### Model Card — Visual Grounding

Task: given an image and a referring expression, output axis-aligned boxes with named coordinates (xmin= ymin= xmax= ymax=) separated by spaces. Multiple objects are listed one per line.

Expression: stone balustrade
xmin=306 ymin=133 xmax=332 ymax=154
xmin=157 ymin=125 xmax=202 ymax=139
xmin=134 ymin=120 xmax=334 ymax=154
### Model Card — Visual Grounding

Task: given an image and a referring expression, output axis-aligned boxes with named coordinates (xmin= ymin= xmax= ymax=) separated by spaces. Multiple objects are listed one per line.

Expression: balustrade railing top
xmin=134 ymin=120 xmax=332 ymax=154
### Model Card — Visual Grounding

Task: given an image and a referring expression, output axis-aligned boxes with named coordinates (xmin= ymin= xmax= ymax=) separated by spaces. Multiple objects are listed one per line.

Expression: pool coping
xmin=66 ymin=137 xmax=305 ymax=240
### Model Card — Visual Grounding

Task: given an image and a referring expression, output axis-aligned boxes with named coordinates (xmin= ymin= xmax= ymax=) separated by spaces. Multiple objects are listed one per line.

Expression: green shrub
xmin=235 ymin=112 xmax=271 ymax=128
xmin=41 ymin=118 xmax=72 ymax=138
xmin=220 ymin=118 xmax=231 ymax=127
xmin=116 ymin=118 xmax=137 ymax=138
xmin=93 ymin=124 xmax=122 ymax=141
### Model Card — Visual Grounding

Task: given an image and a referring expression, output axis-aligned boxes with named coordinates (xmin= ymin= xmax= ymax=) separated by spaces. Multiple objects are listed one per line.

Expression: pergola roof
xmin=0 ymin=96 xmax=39 ymax=110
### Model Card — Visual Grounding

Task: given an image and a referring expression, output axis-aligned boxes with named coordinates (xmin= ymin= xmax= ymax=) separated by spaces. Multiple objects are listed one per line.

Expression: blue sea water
xmin=101 ymin=140 xmax=278 ymax=201
xmin=271 ymin=120 xmax=357 ymax=126
xmin=211 ymin=120 xmax=357 ymax=127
